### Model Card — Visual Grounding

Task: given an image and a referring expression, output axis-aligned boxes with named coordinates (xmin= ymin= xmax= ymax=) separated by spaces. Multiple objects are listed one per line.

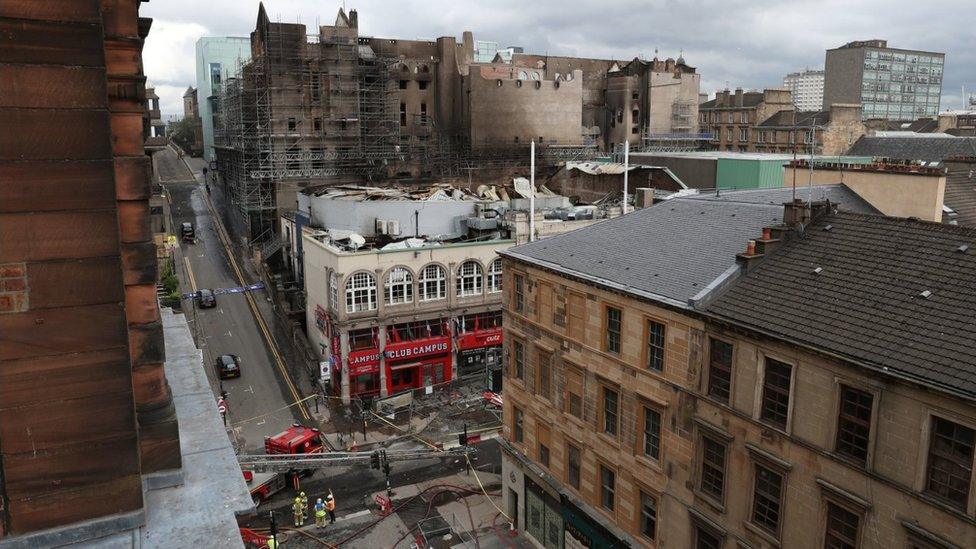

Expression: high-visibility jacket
xmin=293 ymin=500 xmax=303 ymax=514
xmin=267 ymin=538 xmax=278 ymax=549
xmin=326 ymin=499 xmax=335 ymax=511
xmin=314 ymin=502 xmax=326 ymax=517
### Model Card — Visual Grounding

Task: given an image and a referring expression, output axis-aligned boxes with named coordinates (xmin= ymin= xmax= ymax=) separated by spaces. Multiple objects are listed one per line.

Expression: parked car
xmin=215 ymin=354 xmax=242 ymax=379
xmin=197 ymin=288 xmax=216 ymax=308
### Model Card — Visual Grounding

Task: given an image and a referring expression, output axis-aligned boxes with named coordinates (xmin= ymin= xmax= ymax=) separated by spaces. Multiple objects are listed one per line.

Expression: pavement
xmin=154 ymin=147 xmax=303 ymax=452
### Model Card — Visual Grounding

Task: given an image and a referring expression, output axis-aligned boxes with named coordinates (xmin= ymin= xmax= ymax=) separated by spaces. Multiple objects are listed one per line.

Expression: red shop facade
xmin=330 ymin=319 xmax=454 ymax=399
xmin=455 ymin=311 xmax=503 ymax=391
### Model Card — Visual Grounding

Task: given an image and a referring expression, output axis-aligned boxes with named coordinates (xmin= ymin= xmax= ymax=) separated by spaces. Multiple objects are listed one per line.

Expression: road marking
xmin=219 ymin=308 xmax=224 ymax=315
xmin=227 ymin=331 xmax=233 ymax=338
xmin=256 ymin=419 xmax=266 ymax=426
xmin=245 ymin=386 xmax=255 ymax=394
xmin=200 ymin=188 xmax=311 ymax=421
xmin=183 ymin=256 xmax=197 ymax=293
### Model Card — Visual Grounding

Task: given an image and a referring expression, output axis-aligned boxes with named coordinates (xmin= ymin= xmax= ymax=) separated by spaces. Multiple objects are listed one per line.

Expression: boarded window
xmin=567 ymin=291 xmax=586 ymax=342
xmin=565 ymin=366 xmax=583 ymax=419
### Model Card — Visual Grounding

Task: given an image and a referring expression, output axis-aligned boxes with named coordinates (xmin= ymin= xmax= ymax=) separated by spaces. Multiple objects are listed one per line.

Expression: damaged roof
xmin=847 ymin=136 xmax=976 ymax=162
xmin=501 ymin=197 xmax=785 ymax=307
xmin=943 ymin=161 xmax=976 ymax=226
xmin=706 ymin=212 xmax=976 ymax=399
xmin=757 ymin=110 xmax=830 ymax=128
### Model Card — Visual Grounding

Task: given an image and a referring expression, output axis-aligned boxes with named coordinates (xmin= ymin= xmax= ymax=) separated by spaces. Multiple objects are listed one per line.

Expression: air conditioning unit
xmin=386 ymin=220 xmax=401 ymax=236
xmin=375 ymin=218 xmax=388 ymax=235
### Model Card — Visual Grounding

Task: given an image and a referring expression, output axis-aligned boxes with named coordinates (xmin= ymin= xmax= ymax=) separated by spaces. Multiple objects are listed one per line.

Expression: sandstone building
xmin=498 ymin=191 xmax=976 ymax=548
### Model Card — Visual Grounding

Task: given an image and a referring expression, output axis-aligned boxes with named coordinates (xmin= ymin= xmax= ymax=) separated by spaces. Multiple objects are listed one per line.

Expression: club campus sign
xmin=384 ymin=339 xmax=450 ymax=361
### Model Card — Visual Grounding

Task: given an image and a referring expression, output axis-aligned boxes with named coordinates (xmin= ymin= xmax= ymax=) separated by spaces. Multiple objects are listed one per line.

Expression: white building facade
xmin=783 ymin=69 xmax=825 ymax=111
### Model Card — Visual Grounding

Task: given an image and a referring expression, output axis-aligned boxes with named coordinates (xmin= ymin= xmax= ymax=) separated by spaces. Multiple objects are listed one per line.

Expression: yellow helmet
xmin=300 ymin=491 xmax=306 ymax=497
xmin=294 ymin=496 xmax=301 ymax=502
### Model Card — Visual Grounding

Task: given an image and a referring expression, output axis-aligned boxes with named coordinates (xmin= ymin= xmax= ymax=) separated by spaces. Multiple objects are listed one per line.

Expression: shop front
xmin=456 ymin=311 xmax=503 ymax=389
xmin=384 ymin=319 xmax=452 ymax=395
xmin=347 ymin=348 xmax=381 ymax=397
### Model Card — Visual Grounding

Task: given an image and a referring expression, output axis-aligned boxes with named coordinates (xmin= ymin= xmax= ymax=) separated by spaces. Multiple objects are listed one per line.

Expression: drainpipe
xmin=530 ymin=140 xmax=535 ymax=242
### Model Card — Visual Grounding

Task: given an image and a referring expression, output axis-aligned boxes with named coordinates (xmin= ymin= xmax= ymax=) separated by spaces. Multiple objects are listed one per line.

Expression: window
xmin=313 ymin=118 xmax=322 ymax=132
xmin=329 ymin=271 xmax=339 ymax=311
xmin=287 ymin=117 xmax=297 ymax=131
xmin=727 ymin=112 xmax=734 ymax=124
xmin=740 ymin=111 xmax=748 ymax=124
xmin=926 ymin=416 xmax=975 ymax=509
xmin=537 ymin=351 xmax=551 ymax=400
xmin=761 ymin=358 xmax=793 ymax=429
xmin=399 ymin=102 xmax=407 ymax=126
xmin=348 ymin=328 xmax=375 ymax=351
xmin=514 ymin=274 xmax=524 ymax=312
xmin=399 ymin=80 xmax=408 ymax=89
xmin=599 ymin=464 xmax=616 ymax=511
xmin=605 ymin=307 xmax=621 ymax=354
xmin=751 ymin=464 xmax=784 ymax=534
xmin=384 ymin=267 xmax=413 ymax=305
xmin=602 ymin=386 xmax=619 ymax=436
xmin=757 ymin=130 xmax=766 ymax=143
xmin=456 ymin=260 xmax=483 ymax=297
xmin=727 ymin=128 xmax=733 ymax=141
xmin=487 ymin=258 xmax=502 ymax=293
xmin=835 ymin=386 xmax=873 ymax=463
xmin=699 ymin=435 xmax=727 ymax=500
xmin=512 ymin=340 xmax=525 ymax=381
xmin=639 ymin=491 xmax=657 ymax=541
xmin=565 ymin=366 xmax=583 ymax=419
xmin=418 ymin=264 xmax=446 ymax=301
xmin=567 ymin=444 xmax=581 ymax=489
xmin=345 ymin=272 xmax=376 ymax=313
xmin=642 ymin=407 xmax=661 ymax=460
xmin=632 ymin=109 xmax=639 ymax=124
xmin=805 ymin=130 xmax=814 ymax=144
xmin=420 ymin=102 xmax=428 ymax=126
xmin=695 ymin=526 xmax=722 ymax=549
xmin=538 ymin=425 xmax=551 ymax=468
xmin=419 ymin=80 xmax=428 ymax=90
xmin=646 ymin=320 xmax=665 ymax=371
xmin=707 ymin=338 xmax=733 ymax=402
xmin=739 ymin=128 xmax=748 ymax=141
xmin=512 ymin=407 xmax=524 ymax=443
xmin=825 ymin=501 xmax=860 ymax=549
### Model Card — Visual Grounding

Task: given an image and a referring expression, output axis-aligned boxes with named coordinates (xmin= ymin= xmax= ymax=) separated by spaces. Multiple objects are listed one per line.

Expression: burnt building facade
xmin=0 ymin=0 xmax=181 ymax=541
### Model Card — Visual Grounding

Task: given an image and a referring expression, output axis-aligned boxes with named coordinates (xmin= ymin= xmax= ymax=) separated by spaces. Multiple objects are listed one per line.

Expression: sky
xmin=143 ymin=0 xmax=975 ymax=120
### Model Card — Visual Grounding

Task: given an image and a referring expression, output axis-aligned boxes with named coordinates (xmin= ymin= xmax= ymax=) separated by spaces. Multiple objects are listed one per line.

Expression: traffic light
xmin=381 ymin=450 xmax=391 ymax=476
xmin=370 ymin=451 xmax=380 ymax=470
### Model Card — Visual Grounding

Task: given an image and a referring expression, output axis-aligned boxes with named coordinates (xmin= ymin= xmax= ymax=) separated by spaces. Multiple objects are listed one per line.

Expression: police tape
xmin=182 ymin=281 xmax=265 ymax=300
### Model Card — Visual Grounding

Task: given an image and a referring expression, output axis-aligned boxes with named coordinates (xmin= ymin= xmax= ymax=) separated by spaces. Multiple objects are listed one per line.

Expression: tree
xmin=168 ymin=117 xmax=197 ymax=154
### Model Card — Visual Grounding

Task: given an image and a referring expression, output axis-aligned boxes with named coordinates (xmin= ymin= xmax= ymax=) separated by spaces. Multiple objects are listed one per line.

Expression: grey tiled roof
xmin=757 ymin=110 xmax=829 ymax=128
xmin=501 ymin=198 xmax=784 ymax=306
xmin=943 ymin=163 xmax=976 ymax=227
xmin=683 ymin=185 xmax=881 ymax=215
xmin=707 ymin=212 xmax=976 ymax=398
xmin=847 ymin=136 xmax=976 ymax=162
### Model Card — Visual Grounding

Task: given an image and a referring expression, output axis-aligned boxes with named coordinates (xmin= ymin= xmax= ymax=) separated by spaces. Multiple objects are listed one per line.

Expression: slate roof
xmin=501 ymin=198 xmax=784 ymax=306
xmin=757 ymin=110 xmax=829 ymax=128
xmin=846 ymin=136 xmax=976 ymax=162
xmin=683 ymin=185 xmax=881 ymax=215
xmin=700 ymin=92 xmax=765 ymax=110
xmin=943 ymin=162 xmax=976 ymax=226
xmin=707 ymin=212 xmax=976 ymax=399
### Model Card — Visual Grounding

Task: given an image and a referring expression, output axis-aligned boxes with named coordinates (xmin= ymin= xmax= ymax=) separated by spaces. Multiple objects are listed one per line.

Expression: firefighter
xmin=266 ymin=537 xmax=278 ymax=549
xmin=326 ymin=491 xmax=336 ymax=524
xmin=292 ymin=496 xmax=305 ymax=527
xmin=313 ymin=498 xmax=327 ymax=529
xmin=299 ymin=491 xmax=308 ymax=517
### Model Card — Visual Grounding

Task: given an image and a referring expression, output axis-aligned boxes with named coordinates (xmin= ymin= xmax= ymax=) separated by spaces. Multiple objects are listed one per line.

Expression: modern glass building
xmin=194 ymin=37 xmax=251 ymax=162
xmin=823 ymin=40 xmax=944 ymax=121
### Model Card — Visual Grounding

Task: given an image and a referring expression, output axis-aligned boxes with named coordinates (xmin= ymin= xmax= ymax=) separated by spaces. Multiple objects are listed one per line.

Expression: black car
xmin=197 ymin=288 xmax=216 ymax=308
xmin=216 ymin=354 xmax=242 ymax=379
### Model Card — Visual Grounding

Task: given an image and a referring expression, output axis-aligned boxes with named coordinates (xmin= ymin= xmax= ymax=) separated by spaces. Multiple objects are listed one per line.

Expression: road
xmin=155 ymin=147 xmax=302 ymax=452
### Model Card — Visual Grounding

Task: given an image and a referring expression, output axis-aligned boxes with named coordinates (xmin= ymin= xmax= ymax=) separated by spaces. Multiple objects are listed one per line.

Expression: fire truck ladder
xmin=237 ymin=446 xmax=475 ymax=473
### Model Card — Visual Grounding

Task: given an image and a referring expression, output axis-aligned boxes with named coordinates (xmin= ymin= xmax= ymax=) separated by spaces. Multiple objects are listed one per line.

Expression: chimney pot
xmin=762 ymin=228 xmax=772 ymax=240
xmin=746 ymin=240 xmax=757 ymax=255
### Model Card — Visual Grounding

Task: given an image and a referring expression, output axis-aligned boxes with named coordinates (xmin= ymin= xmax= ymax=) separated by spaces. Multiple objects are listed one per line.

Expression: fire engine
xmin=244 ymin=423 xmax=325 ymax=505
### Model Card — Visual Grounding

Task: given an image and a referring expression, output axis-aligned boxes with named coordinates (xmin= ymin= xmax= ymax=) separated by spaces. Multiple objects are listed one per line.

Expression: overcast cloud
xmin=143 ymin=0 xmax=975 ymax=119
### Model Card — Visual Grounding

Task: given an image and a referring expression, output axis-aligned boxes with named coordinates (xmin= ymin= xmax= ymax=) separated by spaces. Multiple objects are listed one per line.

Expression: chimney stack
xmin=349 ymin=9 xmax=358 ymax=28
xmin=735 ymin=88 xmax=744 ymax=107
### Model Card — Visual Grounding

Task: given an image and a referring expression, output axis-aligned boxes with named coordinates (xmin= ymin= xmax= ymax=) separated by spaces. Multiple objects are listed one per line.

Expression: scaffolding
xmin=214 ymin=20 xmax=400 ymax=243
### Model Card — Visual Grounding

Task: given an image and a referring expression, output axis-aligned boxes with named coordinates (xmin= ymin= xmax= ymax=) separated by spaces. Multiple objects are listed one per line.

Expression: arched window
xmin=345 ymin=272 xmax=377 ymax=313
xmin=488 ymin=258 xmax=503 ymax=293
xmin=385 ymin=267 xmax=413 ymax=305
xmin=456 ymin=261 xmax=483 ymax=297
xmin=329 ymin=271 xmax=339 ymax=311
xmin=418 ymin=264 xmax=446 ymax=301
